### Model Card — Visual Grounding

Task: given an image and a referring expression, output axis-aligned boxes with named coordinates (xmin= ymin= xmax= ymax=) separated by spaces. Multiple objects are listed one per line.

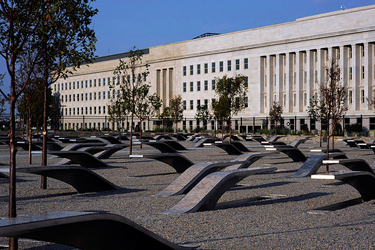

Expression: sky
xmin=1 ymin=0 xmax=375 ymax=111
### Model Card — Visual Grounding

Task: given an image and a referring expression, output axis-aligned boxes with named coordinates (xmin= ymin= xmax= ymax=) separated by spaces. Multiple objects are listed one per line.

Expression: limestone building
xmin=53 ymin=4 xmax=375 ymax=132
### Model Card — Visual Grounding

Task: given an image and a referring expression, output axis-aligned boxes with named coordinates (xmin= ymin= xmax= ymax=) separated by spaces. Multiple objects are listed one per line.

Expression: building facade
xmin=53 ymin=4 xmax=375 ymax=132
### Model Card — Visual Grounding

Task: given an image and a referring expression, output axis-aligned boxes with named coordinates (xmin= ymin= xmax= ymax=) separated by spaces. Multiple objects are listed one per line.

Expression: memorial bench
xmin=156 ymin=152 xmax=278 ymax=196
xmin=311 ymin=171 xmax=375 ymax=202
xmin=163 ymin=167 xmax=277 ymax=214
xmin=213 ymin=141 xmax=252 ymax=155
xmin=191 ymin=137 xmax=221 ymax=148
xmin=49 ymin=151 xmax=110 ymax=168
xmin=0 ymin=211 xmax=196 ymax=249
xmin=9 ymin=166 xmax=118 ymax=193
xmin=130 ymin=153 xmax=194 ymax=173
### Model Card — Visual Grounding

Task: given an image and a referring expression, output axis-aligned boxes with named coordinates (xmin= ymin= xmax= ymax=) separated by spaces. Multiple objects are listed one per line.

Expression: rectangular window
xmin=204 ymin=63 xmax=208 ymax=74
xmin=235 ymin=59 xmax=240 ymax=70
xmin=244 ymin=97 xmax=248 ymax=108
xmin=108 ymin=91 xmax=110 ymax=99
xmin=197 ymin=64 xmax=201 ymax=75
xmin=197 ymin=81 xmax=201 ymax=91
xmin=362 ymin=66 xmax=365 ymax=79
xmin=212 ymin=80 xmax=216 ymax=90
xmin=197 ymin=99 xmax=201 ymax=107
xmin=73 ymin=82 xmax=75 ymax=89
xmin=304 ymin=93 xmax=307 ymax=106
xmin=183 ymin=66 xmax=186 ymax=76
xmin=108 ymin=77 xmax=110 ymax=85
xmin=212 ymin=62 xmax=216 ymax=73
xmin=204 ymin=80 xmax=208 ymax=91
xmin=103 ymin=91 xmax=106 ymax=99
xmin=103 ymin=78 xmax=105 ymax=86
xmin=103 ymin=106 xmax=105 ymax=114
xmin=98 ymin=79 xmax=101 ymax=87
xmin=183 ymin=100 xmax=186 ymax=110
xmin=190 ymin=100 xmax=193 ymax=110
xmin=204 ymin=99 xmax=208 ymax=107
xmin=244 ymin=77 xmax=248 ymax=87
xmin=190 ymin=65 xmax=193 ymax=75
xmin=98 ymin=92 xmax=101 ymax=100
xmin=94 ymin=79 xmax=96 ymax=87
xmin=244 ymin=58 xmax=248 ymax=69
xmin=77 ymin=94 xmax=79 ymax=102
xmin=85 ymin=93 xmax=88 ymax=101
xmin=293 ymin=93 xmax=296 ymax=107
xmin=90 ymin=107 xmax=92 ymax=115
xmin=349 ymin=67 xmax=353 ymax=80
xmin=227 ymin=60 xmax=232 ymax=71
xmin=98 ymin=106 xmax=101 ymax=114
xmin=211 ymin=99 xmax=216 ymax=108
xmin=85 ymin=80 xmax=88 ymax=88
xmin=85 ymin=107 xmax=88 ymax=115
xmin=89 ymin=80 xmax=92 ymax=87
xmin=219 ymin=61 xmax=223 ymax=72
xmin=190 ymin=82 xmax=193 ymax=92
xmin=89 ymin=93 xmax=92 ymax=100
xmin=69 ymin=82 xmax=71 ymax=89
xmin=361 ymin=89 xmax=365 ymax=103
xmin=183 ymin=82 xmax=186 ymax=92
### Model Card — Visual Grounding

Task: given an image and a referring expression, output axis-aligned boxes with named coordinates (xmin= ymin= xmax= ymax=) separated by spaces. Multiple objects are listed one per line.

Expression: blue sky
xmin=1 ymin=0 xmax=375 ymax=106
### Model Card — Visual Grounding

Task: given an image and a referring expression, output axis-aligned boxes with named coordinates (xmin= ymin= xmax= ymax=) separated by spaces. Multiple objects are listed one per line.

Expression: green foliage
xmin=269 ymin=101 xmax=283 ymax=135
xmin=169 ymin=95 xmax=184 ymax=132
xmin=195 ymin=104 xmax=213 ymax=129
xmin=345 ymin=123 xmax=363 ymax=134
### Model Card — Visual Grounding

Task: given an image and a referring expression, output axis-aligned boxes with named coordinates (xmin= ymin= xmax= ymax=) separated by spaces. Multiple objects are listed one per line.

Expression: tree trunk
xmin=28 ymin=109 xmax=32 ymax=164
xmin=41 ymin=45 xmax=48 ymax=190
xmin=129 ymin=111 xmax=134 ymax=158
xmin=229 ymin=117 xmax=232 ymax=144
xmin=139 ymin=120 xmax=143 ymax=149
xmin=326 ymin=120 xmax=330 ymax=173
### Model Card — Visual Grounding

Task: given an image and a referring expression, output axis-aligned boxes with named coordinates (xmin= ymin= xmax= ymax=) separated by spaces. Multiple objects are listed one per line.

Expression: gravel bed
xmin=0 ymin=139 xmax=374 ymax=249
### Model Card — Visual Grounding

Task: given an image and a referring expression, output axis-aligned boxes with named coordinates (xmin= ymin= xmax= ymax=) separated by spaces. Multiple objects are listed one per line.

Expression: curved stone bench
xmin=163 ymin=167 xmax=277 ymax=214
xmin=312 ymin=171 xmax=375 ymax=202
xmin=130 ymin=153 xmax=194 ymax=173
xmin=17 ymin=166 xmax=118 ymax=193
xmin=49 ymin=151 xmax=110 ymax=168
xmin=291 ymin=152 xmax=348 ymax=178
xmin=321 ymin=158 xmax=375 ymax=174
xmin=143 ymin=141 xmax=177 ymax=153
xmin=0 ymin=211 xmax=196 ymax=249
xmin=156 ymin=152 xmax=277 ymax=196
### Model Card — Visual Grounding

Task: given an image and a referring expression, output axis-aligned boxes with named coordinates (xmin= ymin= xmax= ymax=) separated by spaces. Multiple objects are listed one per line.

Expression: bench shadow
xmin=132 ymin=172 xmax=177 ymax=178
xmin=314 ymin=197 xmax=364 ymax=211
xmin=216 ymin=192 xmax=330 ymax=210
xmin=229 ymin=181 xmax=295 ymax=191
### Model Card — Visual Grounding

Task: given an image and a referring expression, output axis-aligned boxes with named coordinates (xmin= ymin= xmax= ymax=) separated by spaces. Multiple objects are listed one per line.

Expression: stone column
xmin=352 ymin=44 xmax=360 ymax=110
xmin=364 ymin=43 xmax=372 ymax=110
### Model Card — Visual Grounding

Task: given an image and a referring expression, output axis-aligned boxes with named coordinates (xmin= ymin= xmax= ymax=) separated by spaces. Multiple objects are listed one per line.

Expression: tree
xmin=158 ymin=107 xmax=171 ymax=133
xmin=195 ymin=104 xmax=212 ymax=132
xmin=135 ymin=90 xmax=162 ymax=147
xmin=214 ymin=75 xmax=248 ymax=143
xmin=169 ymin=95 xmax=184 ymax=134
xmin=107 ymin=97 xmax=128 ymax=139
xmin=307 ymin=94 xmax=327 ymax=147
xmin=311 ymin=59 xmax=347 ymax=172
xmin=113 ymin=47 xmax=149 ymax=156
xmin=269 ymin=101 xmax=283 ymax=135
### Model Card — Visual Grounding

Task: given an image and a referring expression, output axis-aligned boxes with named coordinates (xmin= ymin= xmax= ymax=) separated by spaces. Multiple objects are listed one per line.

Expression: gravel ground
xmin=0 ymin=136 xmax=374 ymax=249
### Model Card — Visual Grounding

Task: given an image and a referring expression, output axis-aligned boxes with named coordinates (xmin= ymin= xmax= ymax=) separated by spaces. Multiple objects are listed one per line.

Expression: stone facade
xmin=53 ymin=4 xmax=375 ymax=132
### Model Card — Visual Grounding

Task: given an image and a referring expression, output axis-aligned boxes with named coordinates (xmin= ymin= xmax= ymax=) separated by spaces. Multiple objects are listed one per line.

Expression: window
xmin=98 ymin=92 xmax=101 ymax=100
xmin=94 ymin=107 xmax=96 ymax=114
xmin=264 ymin=95 xmax=267 ymax=108
xmin=73 ymin=82 xmax=75 ymax=89
xmin=94 ymin=92 xmax=96 ymax=100
xmin=103 ymin=78 xmax=105 ymax=86
xmin=85 ymin=93 xmax=88 ymax=101
xmin=103 ymin=91 xmax=105 ymax=99
xmin=112 ymin=89 xmax=115 ymax=98
xmin=190 ymin=65 xmax=193 ymax=75
xmin=61 ymin=95 xmax=63 ymax=102
xmin=219 ymin=61 xmax=223 ymax=72
xmin=244 ymin=58 xmax=248 ymax=69
xmin=77 ymin=94 xmax=79 ymax=101
xmin=204 ymin=99 xmax=208 ymax=107
xmin=197 ymin=81 xmax=201 ymax=91
xmin=235 ymin=59 xmax=240 ymax=70
xmin=65 ymin=82 xmax=67 ymax=90
xmin=204 ymin=63 xmax=208 ymax=73
xmin=197 ymin=100 xmax=201 ymax=107
xmin=90 ymin=107 xmax=92 ymax=114
xmin=89 ymin=93 xmax=92 ymax=100
xmin=183 ymin=82 xmax=186 ymax=92
xmin=212 ymin=62 xmax=216 ymax=73
xmin=212 ymin=80 xmax=216 ymax=90
xmin=349 ymin=46 xmax=353 ymax=59
xmin=190 ymin=82 xmax=193 ymax=92
xmin=108 ymin=91 xmax=110 ymax=99
xmin=197 ymin=64 xmax=201 ymax=75
xmin=98 ymin=106 xmax=101 ymax=114
xmin=361 ymin=89 xmax=365 ymax=104
xmin=183 ymin=66 xmax=186 ymax=76
xmin=85 ymin=107 xmax=88 ymax=115
xmin=89 ymin=80 xmax=92 ymax=87
xmin=81 ymin=81 xmax=83 ymax=88
xmin=244 ymin=77 xmax=248 ymax=87
xmin=304 ymin=71 xmax=307 ymax=84
xmin=108 ymin=77 xmax=110 ymax=85
xmin=227 ymin=60 xmax=232 ymax=71
xmin=183 ymin=100 xmax=186 ymax=110
xmin=85 ymin=80 xmax=88 ymax=88
xmin=94 ymin=79 xmax=96 ymax=87
xmin=190 ymin=100 xmax=193 ymax=110
xmin=98 ymin=79 xmax=101 ymax=87
xmin=293 ymin=93 xmax=296 ymax=107
xmin=69 ymin=82 xmax=71 ymax=89
xmin=349 ymin=67 xmax=353 ymax=80
xmin=73 ymin=95 xmax=75 ymax=102
xmin=211 ymin=99 xmax=216 ymax=108
xmin=362 ymin=66 xmax=365 ymax=79
xmin=204 ymin=80 xmax=208 ymax=91
xmin=244 ymin=97 xmax=248 ymax=108
xmin=103 ymin=106 xmax=105 ymax=114
xmin=303 ymin=93 xmax=307 ymax=106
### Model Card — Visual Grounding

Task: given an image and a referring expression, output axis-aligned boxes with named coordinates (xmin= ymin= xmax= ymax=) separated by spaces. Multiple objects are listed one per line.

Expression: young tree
xmin=107 ymin=98 xmax=128 ymax=139
xmin=307 ymin=94 xmax=327 ymax=147
xmin=158 ymin=107 xmax=171 ymax=133
xmin=169 ymin=95 xmax=184 ymax=134
xmin=269 ymin=101 xmax=283 ymax=135
xmin=312 ymin=59 xmax=347 ymax=172
xmin=195 ymin=104 xmax=213 ymax=132
xmin=214 ymin=75 xmax=248 ymax=143
xmin=113 ymin=47 xmax=149 ymax=156
xmin=135 ymin=90 xmax=162 ymax=147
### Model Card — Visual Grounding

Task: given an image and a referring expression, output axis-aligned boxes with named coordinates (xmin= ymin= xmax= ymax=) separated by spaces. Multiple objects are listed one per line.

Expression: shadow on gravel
xmin=216 ymin=192 xmax=330 ymax=210
xmin=132 ymin=172 xmax=177 ymax=178
xmin=314 ymin=197 xmax=364 ymax=211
